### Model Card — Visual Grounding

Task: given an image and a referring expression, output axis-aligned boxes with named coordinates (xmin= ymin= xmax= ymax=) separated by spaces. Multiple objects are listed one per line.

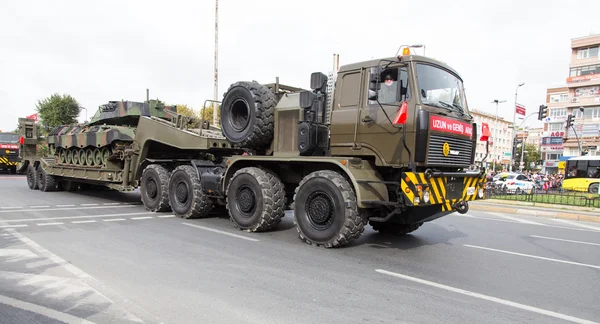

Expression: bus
xmin=562 ymin=156 xmax=600 ymax=194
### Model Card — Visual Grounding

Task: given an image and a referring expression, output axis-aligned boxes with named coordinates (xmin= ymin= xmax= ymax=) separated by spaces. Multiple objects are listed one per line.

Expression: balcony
xmin=565 ymin=96 xmax=600 ymax=108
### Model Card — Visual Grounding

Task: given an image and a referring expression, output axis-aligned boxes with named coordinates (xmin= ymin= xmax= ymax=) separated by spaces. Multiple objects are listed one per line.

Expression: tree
xmin=176 ymin=104 xmax=221 ymax=128
xmin=35 ymin=93 xmax=81 ymax=131
xmin=200 ymin=103 xmax=221 ymax=127
xmin=514 ymin=143 xmax=540 ymax=171
xmin=176 ymin=104 xmax=201 ymax=128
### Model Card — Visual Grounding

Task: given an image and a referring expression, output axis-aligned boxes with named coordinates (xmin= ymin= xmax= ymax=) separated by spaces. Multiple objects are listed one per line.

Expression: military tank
xmin=46 ymin=99 xmax=176 ymax=168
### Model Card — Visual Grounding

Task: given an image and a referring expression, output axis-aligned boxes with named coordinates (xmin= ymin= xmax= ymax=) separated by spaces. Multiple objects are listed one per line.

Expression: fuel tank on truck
xmin=46 ymin=99 xmax=176 ymax=168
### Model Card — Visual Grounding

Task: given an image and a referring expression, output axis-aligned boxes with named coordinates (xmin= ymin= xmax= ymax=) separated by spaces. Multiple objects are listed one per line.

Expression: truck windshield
xmin=0 ymin=134 xmax=19 ymax=143
xmin=416 ymin=63 xmax=469 ymax=116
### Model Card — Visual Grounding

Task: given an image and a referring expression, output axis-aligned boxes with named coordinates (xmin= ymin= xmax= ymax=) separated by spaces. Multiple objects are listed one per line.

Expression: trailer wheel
xmin=226 ymin=167 xmax=285 ymax=232
xmin=220 ymin=81 xmax=276 ymax=150
xmin=370 ymin=222 xmax=423 ymax=235
xmin=26 ymin=164 xmax=38 ymax=190
xmin=141 ymin=164 xmax=171 ymax=212
xmin=293 ymin=170 xmax=364 ymax=248
xmin=169 ymin=165 xmax=213 ymax=219
xmin=37 ymin=167 xmax=57 ymax=192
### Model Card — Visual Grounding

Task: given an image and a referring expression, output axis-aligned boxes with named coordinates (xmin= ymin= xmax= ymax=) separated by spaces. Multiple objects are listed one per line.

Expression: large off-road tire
xmin=140 ymin=164 xmax=171 ymax=212
xmin=370 ymin=222 xmax=423 ymax=235
xmin=589 ymin=183 xmax=599 ymax=194
xmin=26 ymin=164 xmax=38 ymax=190
xmin=168 ymin=165 xmax=213 ymax=219
xmin=37 ymin=167 xmax=57 ymax=192
xmin=220 ymin=81 xmax=277 ymax=150
xmin=226 ymin=166 xmax=285 ymax=232
xmin=293 ymin=170 xmax=364 ymax=248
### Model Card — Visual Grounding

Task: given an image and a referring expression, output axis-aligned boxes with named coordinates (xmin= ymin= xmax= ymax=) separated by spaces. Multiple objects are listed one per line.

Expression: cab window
xmin=368 ymin=66 xmax=410 ymax=105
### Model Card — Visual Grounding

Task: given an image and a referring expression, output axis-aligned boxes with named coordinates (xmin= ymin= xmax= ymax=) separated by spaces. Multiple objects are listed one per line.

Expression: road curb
xmin=469 ymin=203 xmax=600 ymax=223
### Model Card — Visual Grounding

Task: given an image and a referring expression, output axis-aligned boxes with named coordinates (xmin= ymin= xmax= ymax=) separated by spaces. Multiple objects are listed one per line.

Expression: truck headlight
xmin=414 ymin=197 xmax=420 ymax=204
xmin=478 ymin=188 xmax=484 ymax=198
xmin=423 ymin=191 xmax=430 ymax=203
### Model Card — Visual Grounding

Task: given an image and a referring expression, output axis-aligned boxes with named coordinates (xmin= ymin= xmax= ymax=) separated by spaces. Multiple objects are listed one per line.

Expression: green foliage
xmin=514 ymin=143 xmax=540 ymax=171
xmin=175 ymin=104 xmax=221 ymax=128
xmin=35 ymin=93 xmax=81 ymax=130
xmin=201 ymin=104 xmax=221 ymax=127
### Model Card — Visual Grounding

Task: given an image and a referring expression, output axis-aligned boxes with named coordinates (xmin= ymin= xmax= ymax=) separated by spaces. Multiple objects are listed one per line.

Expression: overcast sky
xmin=1 ymin=0 xmax=599 ymax=132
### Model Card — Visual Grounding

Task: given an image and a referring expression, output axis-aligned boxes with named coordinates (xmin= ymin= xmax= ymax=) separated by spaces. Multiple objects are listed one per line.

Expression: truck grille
xmin=428 ymin=134 xmax=473 ymax=166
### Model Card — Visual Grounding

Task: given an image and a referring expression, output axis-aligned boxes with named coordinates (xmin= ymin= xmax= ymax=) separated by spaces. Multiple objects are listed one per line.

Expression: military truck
xmin=0 ymin=132 xmax=21 ymax=174
xmin=21 ymin=49 xmax=488 ymax=248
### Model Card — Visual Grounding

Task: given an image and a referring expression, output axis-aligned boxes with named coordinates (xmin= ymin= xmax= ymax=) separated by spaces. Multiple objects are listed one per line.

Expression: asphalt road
xmin=0 ymin=173 xmax=599 ymax=324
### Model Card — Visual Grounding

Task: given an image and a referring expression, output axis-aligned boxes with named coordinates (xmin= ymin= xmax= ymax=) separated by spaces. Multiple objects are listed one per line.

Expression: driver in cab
xmin=378 ymin=74 xmax=398 ymax=104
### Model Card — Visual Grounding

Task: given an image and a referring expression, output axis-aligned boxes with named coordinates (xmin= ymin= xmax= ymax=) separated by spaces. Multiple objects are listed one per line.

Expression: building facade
xmin=471 ymin=109 xmax=514 ymax=170
xmin=542 ymin=34 xmax=600 ymax=173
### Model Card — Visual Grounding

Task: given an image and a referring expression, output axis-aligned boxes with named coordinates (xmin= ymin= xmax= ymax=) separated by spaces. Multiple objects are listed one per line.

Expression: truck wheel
xmin=37 ymin=168 xmax=57 ymax=192
xmin=370 ymin=222 xmax=423 ymax=235
xmin=293 ymin=170 xmax=364 ymax=248
xmin=226 ymin=167 xmax=285 ymax=232
xmin=141 ymin=164 xmax=171 ymax=212
xmin=169 ymin=165 xmax=213 ymax=219
xmin=220 ymin=81 xmax=276 ymax=150
xmin=589 ymin=183 xmax=599 ymax=194
xmin=26 ymin=164 xmax=38 ymax=190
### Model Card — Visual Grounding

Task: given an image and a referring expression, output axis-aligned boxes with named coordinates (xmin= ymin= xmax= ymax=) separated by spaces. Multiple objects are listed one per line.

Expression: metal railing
xmin=485 ymin=183 xmax=600 ymax=208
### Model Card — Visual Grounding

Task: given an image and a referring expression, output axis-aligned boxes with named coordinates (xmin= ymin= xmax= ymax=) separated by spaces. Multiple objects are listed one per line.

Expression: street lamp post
xmin=510 ymin=82 xmax=525 ymax=171
xmin=520 ymin=127 xmax=528 ymax=171
xmin=491 ymin=99 xmax=506 ymax=172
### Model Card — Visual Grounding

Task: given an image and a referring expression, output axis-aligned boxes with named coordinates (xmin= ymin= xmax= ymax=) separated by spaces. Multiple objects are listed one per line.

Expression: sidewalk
xmin=470 ymin=199 xmax=600 ymax=223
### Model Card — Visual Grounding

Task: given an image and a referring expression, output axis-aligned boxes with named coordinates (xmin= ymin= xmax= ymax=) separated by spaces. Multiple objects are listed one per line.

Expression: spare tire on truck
xmin=220 ymin=81 xmax=277 ymax=150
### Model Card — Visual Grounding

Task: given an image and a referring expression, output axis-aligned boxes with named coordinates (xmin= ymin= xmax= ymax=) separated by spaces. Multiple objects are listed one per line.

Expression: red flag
xmin=515 ymin=104 xmax=526 ymax=116
xmin=25 ymin=113 xmax=38 ymax=121
xmin=480 ymin=123 xmax=491 ymax=141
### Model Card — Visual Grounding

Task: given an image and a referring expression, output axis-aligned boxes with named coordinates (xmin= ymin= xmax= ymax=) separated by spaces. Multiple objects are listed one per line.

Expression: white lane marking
xmin=71 ymin=220 xmax=97 ymax=224
xmin=1 ymin=212 xmax=154 ymax=223
xmin=80 ymin=203 xmax=98 ymax=206
xmin=55 ymin=204 xmax=75 ymax=207
xmin=464 ymin=244 xmax=600 ymax=270
xmin=0 ymin=205 xmax=137 ymax=213
xmin=0 ymin=224 xmax=28 ymax=228
xmin=0 ymin=294 xmax=96 ymax=324
xmin=453 ymin=214 xmax=600 ymax=233
xmin=103 ymin=203 xmax=121 ymax=206
xmin=552 ymin=219 xmax=600 ymax=231
xmin=1 ymin=206 xmax=22 ymax=209
xmin=36 ymin=222 xmax=65 ymax=226
xmin=530 ymin=235 xmax=600 ymax=247
xmin=487 ymin=212 xmax=545 ymax=225
xmin=29 ymin=205 xmax=50 ymax=208
xmin=182 ymin=222 xmax=259 ymax=242
xmin=131 ymin=216 xmax=153 ymax=220
xmin=157 ymin=215 xmax=175 ymax=218
xmin=375 ymin=269 xmax=598 ymax=324
xmin=4 ymin=229 xmax=145 ymax=323
xmin=102 ymin=218 xmax=126 ymax=222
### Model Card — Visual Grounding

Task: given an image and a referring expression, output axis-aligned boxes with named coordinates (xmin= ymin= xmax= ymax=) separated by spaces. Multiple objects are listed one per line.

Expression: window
xmin=569 ymin=64 xmax=600 ymax=77
xmin=549 ymin=108 xmax=566 ymax=117
xmin=576 ymin=46 xmax=598 ymax=59
xmin=368 ymin=66 xmax=410 ymax=105
xmin=547 ymin=153 xmax=563 ymax=160
xmin=549 ymin=94 xmax=568 ymax=102
xmin=549 ymin=123 xmax=563 ymax=131
xmin=566 ymin=159 xmax=600 ymax=178
xmin=339 ymin=72 xmax=360 ymax=107
xmin=0 ymin=134 xmax=19 ymax=143
xmin=575 ymin=107 xmax=600 ymax=119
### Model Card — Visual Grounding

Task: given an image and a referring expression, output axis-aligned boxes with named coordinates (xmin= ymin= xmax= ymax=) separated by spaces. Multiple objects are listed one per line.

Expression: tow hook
xmin=453 ymin=201 xmax=469 ymax=214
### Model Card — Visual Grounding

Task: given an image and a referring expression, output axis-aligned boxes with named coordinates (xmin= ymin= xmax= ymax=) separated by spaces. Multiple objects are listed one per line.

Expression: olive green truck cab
xmin=20 ymin=49 xmax=488 ymax=248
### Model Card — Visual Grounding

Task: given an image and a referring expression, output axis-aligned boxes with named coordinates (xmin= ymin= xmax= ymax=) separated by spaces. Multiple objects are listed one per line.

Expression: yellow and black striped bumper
xmin=400 ymin=172 xmax=486 ymax=211
xmin=0 ymin=157 xmax=18 ymax=166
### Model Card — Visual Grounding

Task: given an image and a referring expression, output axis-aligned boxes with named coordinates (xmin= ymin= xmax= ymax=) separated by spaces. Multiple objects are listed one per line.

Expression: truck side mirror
xmin=368 ymin=67 xmax=381 ymax=101
xmin=299 ymin=91 xmax=316 ymax=109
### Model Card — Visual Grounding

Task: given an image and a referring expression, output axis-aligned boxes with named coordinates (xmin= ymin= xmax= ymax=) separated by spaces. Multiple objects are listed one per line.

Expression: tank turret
xmin=46 ymin=99 xmax=176 ymax=169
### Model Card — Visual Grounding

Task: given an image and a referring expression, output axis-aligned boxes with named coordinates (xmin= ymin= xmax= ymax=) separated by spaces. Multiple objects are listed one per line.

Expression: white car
xmin=494 ymin=173 xmax=535 ymax=194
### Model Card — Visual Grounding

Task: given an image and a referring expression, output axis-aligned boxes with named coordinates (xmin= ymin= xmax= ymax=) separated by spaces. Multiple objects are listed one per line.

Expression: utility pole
xmin=520 ymin=128 xmax=527 ymax=171
xmin=213 ymin=0 xmax=219 ymax=127
xmin=491 ymin=99 xmax=506 ymax=172
xmin=510 ymin=82 xmax=525 ymax=171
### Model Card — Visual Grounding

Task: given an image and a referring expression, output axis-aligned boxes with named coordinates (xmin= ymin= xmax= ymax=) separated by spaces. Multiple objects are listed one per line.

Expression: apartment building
xmin=471 ymin=109 xmax=514 ymax=169
xmin=542 ymin=33 xmax=600 ymax=172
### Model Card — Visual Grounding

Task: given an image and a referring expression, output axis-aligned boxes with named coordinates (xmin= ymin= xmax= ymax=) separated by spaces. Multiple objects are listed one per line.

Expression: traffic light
xmin=537 ymin=105 xmax=548 ymax=120
xmin=566 ymin=114 xmax=575 ymax=128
